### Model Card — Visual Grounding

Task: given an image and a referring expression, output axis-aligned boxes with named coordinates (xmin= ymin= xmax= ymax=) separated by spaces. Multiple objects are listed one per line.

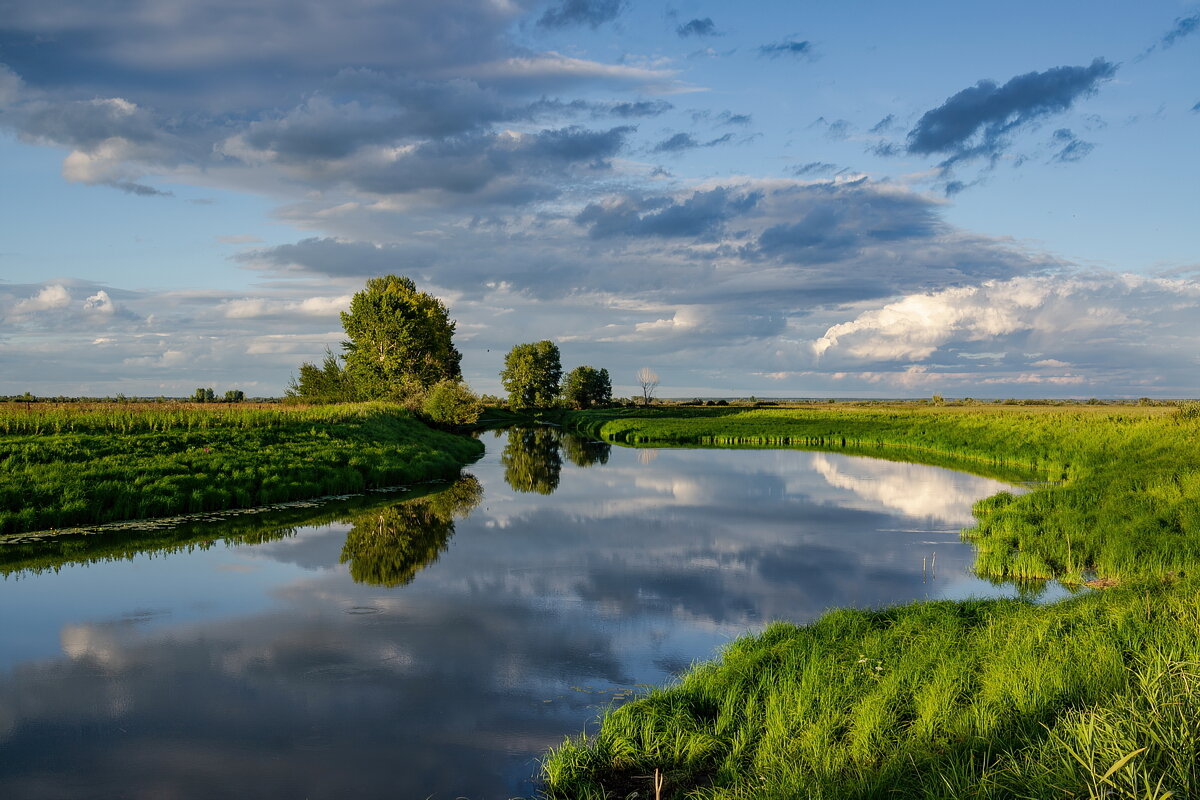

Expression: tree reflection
xmin=338 ymin=475 xmax=482 ymax=587
xmin=501 ymin=427 xmax=563 ymax=494
xmin=560 ymin=434 xmax=610 ymax=468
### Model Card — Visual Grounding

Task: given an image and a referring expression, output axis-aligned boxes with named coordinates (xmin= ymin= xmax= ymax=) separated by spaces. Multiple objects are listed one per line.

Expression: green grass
xmin=543 ymin=404 xmax=1200 ymax=799
xmin=543 ymin=578 xmax=1200 ymax=800
xmin=0 ymin=401 xmax=483 ymax=534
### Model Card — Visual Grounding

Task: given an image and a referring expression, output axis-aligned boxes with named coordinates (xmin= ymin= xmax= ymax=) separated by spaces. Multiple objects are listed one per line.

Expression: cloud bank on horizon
xmin=1 ymin=0 xmax=1198 ymax=398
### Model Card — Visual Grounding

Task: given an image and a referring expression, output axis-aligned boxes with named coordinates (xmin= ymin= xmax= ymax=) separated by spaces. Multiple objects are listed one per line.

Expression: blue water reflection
xmin=0 ymin=429 xmax=1069 ymax=799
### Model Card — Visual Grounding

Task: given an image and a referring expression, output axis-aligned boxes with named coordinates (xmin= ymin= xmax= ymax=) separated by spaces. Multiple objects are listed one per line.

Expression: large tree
xmin=500 ymin=340 xmax=562 ymax=408
xmin=561 ymin=365 xmax=611 ymax=409
xmin=340 ymin=275 xmax=462 ymax=398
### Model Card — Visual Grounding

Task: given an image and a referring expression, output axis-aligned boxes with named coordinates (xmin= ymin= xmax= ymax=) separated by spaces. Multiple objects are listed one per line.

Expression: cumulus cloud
xmin=12 ymin=284 xmax=72 ymax=316
xmin=811 ymin=274 xmax=1200 ymax=383
xmin=904 ymin=58 xmax=1117 ymax=164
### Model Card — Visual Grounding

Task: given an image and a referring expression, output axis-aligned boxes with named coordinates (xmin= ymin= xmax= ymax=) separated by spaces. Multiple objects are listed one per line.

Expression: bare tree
xmin=636 ymin=367 xmax=659 ymax=406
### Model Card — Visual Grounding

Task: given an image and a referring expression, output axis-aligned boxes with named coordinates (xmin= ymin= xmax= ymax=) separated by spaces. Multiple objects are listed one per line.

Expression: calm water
xmin=0 ymin=428 xmax=1069 ymax=799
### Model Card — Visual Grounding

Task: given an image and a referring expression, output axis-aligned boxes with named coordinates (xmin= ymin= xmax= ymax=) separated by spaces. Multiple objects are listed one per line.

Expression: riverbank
xmin=544 ymin=404 xmax=1200 ymax=799
xmin=0 ymin=402 xmax=483 ymax=534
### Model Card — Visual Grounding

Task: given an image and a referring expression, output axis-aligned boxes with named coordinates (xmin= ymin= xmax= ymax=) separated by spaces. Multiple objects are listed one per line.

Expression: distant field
xmin=0 ymin=402 xmax=483 ymax=534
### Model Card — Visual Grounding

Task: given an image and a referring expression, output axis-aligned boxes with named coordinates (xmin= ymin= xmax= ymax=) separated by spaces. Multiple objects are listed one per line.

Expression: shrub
xmin=421 ymin=381 xmax=482 ymax=427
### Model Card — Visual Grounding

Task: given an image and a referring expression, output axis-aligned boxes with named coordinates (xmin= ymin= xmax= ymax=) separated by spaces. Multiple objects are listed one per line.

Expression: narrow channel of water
xmin=0 ymin=427 xmax=1073 ymax=798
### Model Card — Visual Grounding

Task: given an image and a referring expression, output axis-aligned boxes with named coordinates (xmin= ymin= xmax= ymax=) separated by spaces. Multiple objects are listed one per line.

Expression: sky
xmin=1 ymin=0 xmax=1197 ymax=399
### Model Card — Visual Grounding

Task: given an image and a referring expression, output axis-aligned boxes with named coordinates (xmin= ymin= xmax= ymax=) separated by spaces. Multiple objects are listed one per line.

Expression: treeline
xmin=498 ymin=339 xmax=613 ymax=410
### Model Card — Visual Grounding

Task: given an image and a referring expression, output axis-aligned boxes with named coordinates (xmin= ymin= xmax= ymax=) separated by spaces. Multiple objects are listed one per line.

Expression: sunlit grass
xmin=0 ymin=402 xmax=483 ymax=534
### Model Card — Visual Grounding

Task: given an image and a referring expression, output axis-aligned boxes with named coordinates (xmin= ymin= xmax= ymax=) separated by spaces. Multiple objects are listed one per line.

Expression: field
xmin=544 ymin=404 xmax=1200 ymax=799
xmin=0 ymin=401 xmax=484 ymax=534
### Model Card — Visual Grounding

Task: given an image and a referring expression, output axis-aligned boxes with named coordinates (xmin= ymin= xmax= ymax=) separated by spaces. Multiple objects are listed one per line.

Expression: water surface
xmin=0 ymin=428 xmax=1068 ymax=798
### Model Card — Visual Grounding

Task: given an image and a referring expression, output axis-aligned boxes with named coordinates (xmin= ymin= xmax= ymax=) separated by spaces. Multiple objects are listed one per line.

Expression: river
xmin=0 ymin=427 xmax=1071 ymax=798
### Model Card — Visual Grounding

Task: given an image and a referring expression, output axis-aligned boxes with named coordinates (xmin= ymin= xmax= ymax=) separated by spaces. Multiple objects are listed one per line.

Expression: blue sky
xmin=1 ymin=0 xmax=1197 ymax=398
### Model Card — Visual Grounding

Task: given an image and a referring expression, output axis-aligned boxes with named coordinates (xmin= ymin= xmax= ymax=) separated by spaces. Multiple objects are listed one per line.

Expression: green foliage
xmin=542 ymin=580 xmax=1200 ymax=799
xmin=500 ymin=340 xmax=562 ymax=408
xmin=191 ymin=387 xmax=216 ymax=403
xmin=223 ymin=389 xmax=245 ymax=403
xmin=420 ymin=380 xmax=483 ymax=427
xmin=0 ymin=402 xmax=483 ymax=534
xmin=340 ymin=274 xmax=462 ymax=398
xmin=286 ymin=349 xmax=361 ymax=403
xmin=562 ymin=365 xmax=612 ymax=409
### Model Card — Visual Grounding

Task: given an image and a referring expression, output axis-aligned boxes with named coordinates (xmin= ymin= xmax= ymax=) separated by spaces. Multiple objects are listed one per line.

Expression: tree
xmin=224 ymin=389 xmax=245 ymax=403
xmin=340 ymin=275 xmax=462 ymax=399
xmin=562 ymin=365 xmax=611 ymax=409
xmin=500 ymin=340 xmax=562 ymax=408
xmin=636 ymin=367 xmax=659 ymax=406
xmin=192 ymin=387 xmax=216 ymax=403
xmin=286 ymin=349 xmax=360 ymax=403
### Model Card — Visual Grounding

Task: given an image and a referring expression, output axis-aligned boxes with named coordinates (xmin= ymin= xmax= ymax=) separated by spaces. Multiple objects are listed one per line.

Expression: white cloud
xmin=12 ymin=284 xmax=71 ymax=315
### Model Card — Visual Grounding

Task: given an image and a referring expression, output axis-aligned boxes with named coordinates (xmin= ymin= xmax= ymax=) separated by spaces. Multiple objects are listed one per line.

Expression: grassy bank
xmin=0 ymin=402 xmax=483 ymax=534
xmin=543 ymin=405 xmax=1200 ymax=799
xmin=544 ymin=578 xmax=1200 ymax=799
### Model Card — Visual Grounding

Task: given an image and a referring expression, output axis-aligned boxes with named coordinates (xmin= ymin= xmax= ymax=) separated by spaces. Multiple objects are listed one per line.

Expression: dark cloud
xmin=869 ymin=114 xmax=898 ymax=134
xmin=575 ymin=186 xmax=762 ymax=240
xmin=537 ymin=0 xmax=625 ymax=29
xmin=1161 ymin=14 xmax=1200 ymax=48
xmin=1192 ymin=101 xmax=1200 ymax=113
xmin=791 ymin=162 xmax=838 ymax=176
xmin=608 ymin=100 xmax=673 ymax=118
xmin=906 ymin=58 xmax=1117 ymax=162
xmin=247 ymin=125 xmax=633 ymax=201
xmin=676 ymin=18 xmax=718 ymax=38
xmin=651 ymin=131 xmax=734 ymax=153
xmin=1050 ymin=128 xmax=1095 ymax=163
xmin=719 ymin=112 xmax=752 ymax=126
xmin=759 ymin=39 xmax=813 ymax=58
xmin=754 ymin=181 xmax=943 ymax=264
xmin=237 ymin=238 xmax=441 ymax=278
xmin=0 ymin=0 xmax=525 ymax=108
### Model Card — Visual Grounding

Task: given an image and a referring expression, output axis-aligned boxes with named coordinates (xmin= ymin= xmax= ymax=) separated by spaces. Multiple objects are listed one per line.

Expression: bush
xmin=421 ymin=381 xmax=482 ymax=427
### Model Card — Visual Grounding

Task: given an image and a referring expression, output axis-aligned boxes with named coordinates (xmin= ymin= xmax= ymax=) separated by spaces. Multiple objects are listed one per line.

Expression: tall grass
xmin=543 ymin=579 xmax=1200 ymax=799
xmin=0 ymin=402 xmax=483 ymax=534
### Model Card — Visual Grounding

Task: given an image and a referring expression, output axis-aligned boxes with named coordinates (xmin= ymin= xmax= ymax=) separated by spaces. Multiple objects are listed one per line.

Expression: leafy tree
xmin=421 ymin=380 xmax=483 ymax=427
xmin=562 ymin=365 xmax=612 ymax=409
xmin=341 ymin=275 xmax=462 ymax=399
xmin=286 ymin=350 xmax=360 ymax=403
xmin=191 ymin=387 xmax=216 ymax=403
xmin=224 ymin=389 xmax=245 ymax=403
xmin=500 ymin=340 xmax=562 ymax=408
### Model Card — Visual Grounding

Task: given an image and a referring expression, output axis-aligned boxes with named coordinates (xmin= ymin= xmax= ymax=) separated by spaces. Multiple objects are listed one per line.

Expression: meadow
xmin=0 ymin=401 xmax=483 ymax=534
xmin=544 ymin=403 xmax=1200 ymax=799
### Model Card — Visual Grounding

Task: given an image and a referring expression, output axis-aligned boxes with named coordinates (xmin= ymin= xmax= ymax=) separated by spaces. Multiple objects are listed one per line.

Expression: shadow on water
xmin=0 ymin=475 xmax=481 ymax=586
